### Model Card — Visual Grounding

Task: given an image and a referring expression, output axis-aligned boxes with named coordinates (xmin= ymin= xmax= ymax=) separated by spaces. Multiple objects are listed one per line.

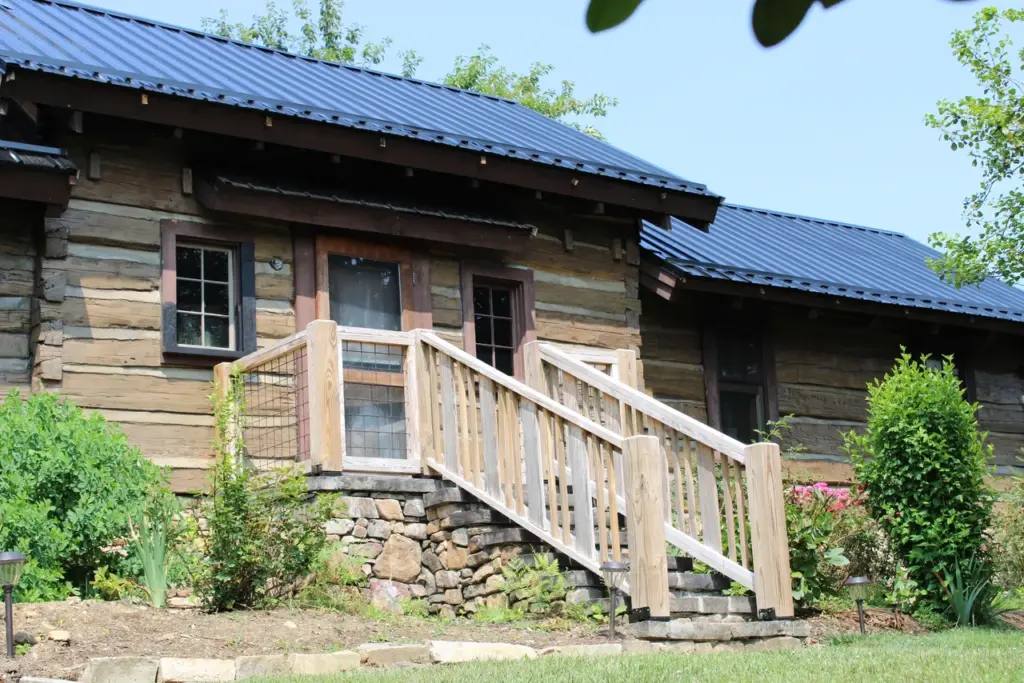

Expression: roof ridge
xmin=659 ymin=255 xmax=1024 ymax=318
xmin=722 ymin=202 xmax=909 ymax=239
xmin=20 ymin=0 xmax=521 ymax=104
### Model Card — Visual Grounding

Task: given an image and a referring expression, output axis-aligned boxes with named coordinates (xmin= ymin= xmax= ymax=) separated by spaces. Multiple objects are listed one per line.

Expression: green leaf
xmin=585 ymin=0 xmax=644 ymax=33
xmin=752 ymin=0 xmax=815 ymax=47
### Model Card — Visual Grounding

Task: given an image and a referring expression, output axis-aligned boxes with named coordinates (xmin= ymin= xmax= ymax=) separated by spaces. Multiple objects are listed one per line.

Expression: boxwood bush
xmin=0 ymin=391 xmax=167 ymax=601
xmin=846 ymin=353 xmax=994 ymax=609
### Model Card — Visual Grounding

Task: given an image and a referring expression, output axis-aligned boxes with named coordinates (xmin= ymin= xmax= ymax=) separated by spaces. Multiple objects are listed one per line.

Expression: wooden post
xmin=412 ymin=330 xmax=435 ymax=474
xmin=745 ymin=442 xmax=794 ymax=619
xmin=523 ymin=341 xmax=546 ymax=395
xmin=212 ymin=362 xmax=238 ymax=456
xmin=624 ymin=434 xmax=670 ymax=619
xmin=306 ymin=320 xmax=343 ymax=472
xmin=614 ymin=348 xmax=640 ymax=438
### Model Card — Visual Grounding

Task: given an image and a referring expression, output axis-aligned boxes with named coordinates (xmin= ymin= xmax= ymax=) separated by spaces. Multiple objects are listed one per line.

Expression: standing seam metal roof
xmin=641 ymin=204 xmax=1024 ymax=324
xmin=0 ymin=0 xmax=714 ymax=197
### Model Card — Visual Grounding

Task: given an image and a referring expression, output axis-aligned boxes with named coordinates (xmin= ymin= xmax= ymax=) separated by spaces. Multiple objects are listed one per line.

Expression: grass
xmin=254 ymin=629 xmax=1024 ymax=683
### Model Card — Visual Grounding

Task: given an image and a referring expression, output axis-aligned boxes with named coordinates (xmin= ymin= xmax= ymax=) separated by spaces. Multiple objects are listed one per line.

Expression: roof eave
xmin=2 ymin=66 xmax=720 ymax=222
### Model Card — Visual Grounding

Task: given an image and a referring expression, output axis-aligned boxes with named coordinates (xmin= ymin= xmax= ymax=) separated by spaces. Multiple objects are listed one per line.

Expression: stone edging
xmin=39 ymin=632 xmax=807 ymax=683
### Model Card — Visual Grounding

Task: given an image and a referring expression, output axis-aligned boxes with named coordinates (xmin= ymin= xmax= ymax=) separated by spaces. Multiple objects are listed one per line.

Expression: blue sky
xmin=97 ymin=0 xmax=990 ymax=245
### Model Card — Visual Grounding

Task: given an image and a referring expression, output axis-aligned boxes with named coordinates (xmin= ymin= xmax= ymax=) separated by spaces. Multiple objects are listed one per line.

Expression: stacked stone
xmin=319 ymin=477 xmax=542 ymax=617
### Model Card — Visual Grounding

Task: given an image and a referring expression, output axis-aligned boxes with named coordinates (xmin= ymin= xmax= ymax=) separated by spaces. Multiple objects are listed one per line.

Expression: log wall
xmin=0 ymin=201 xmax=36 ymax=397
xmin=31 ymin=127 xmax=643 ymax=491
xmin=639 ymin=289 xmax=1024 ymax=484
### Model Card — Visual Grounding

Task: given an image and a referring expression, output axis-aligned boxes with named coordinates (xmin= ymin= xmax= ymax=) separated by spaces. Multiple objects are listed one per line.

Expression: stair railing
xmin=531 ymin=341 xmax=794 ymax=619
xmin=414 ymin=330 xmax=681 ymax=614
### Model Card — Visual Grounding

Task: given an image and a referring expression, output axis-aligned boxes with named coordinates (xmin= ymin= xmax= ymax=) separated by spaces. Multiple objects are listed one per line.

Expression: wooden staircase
xmin=414 ymin=330 xmax=794 ymax=620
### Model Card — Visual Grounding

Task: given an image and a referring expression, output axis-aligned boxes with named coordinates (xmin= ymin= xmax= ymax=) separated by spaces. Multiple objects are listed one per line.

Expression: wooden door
xmin=314 ymin=236 xmax=431 ymax=472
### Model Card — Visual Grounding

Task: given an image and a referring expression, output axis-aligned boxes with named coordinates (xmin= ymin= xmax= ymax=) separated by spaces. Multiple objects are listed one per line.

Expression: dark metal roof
xmin=0 ymin=138 xmax=76 ymax=172
xmin=0 ymin=0 xmax=714 ymax=198
xmin=211 ymin=175 xmax=536 ymax=231
xmin=642 ymin=204 xmax=1024 ymax=324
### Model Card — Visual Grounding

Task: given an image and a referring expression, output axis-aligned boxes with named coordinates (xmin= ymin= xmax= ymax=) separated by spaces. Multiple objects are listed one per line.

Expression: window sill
xmin=162 ymin=345 xmax=248 ymax=367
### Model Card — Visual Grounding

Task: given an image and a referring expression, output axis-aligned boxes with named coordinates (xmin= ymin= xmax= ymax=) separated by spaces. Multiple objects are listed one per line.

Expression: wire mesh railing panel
xmin=342 ymin=340 xmax=407 ymax=460
xmin=239 ymin=345 xmax=309 ymax=471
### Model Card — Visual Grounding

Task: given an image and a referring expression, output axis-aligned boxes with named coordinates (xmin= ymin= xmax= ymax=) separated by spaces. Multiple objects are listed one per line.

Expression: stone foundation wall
xmin=315 ymin=475 xmax=545 ymax=617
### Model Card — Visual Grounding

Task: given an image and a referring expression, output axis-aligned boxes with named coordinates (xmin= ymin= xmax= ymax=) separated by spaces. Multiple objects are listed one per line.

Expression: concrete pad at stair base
xmin=234 ymin=654 xmax=290 ymax=679
xmin=631 ymin=620 xmax=734 ymax=642
xmin=157 ymin=658 xmax=235 ymax=682
xmin=83 ymin=657 xmax=159 ymax=683
xmin=356 ymin=642 xmax=431 ymax=666
xmin=538 ymin=644 xmax=623 ymax=657
xmin=288 ymin=651 xmax=361 ymax=674
xmin=428 ymin=641 xmax=537 ymax=663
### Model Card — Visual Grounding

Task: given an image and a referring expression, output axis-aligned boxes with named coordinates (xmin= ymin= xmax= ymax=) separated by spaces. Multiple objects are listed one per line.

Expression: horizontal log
xmin=638 ymin=324 xmax=702 ymax=365
xmin=257 ymin=310 xmax=297 ymax=339
xmin=977 ymin=402 xmax=1024 ymax=434
xmin=255 ymin=273 xmax=293 ymax=301
xmin=785 ymin=417 xmax=862 ymax=459
xmin=61 ymin=370 xmax=213 ymax=413
xmin=536 ymin=313 xmax=637 ymax=350
xmin=63 ymin=297 xmax=161 ymax=330
xmin=0 ymin=309 xmax=30 ymax=334
xmin=64 ymin=338 xmax=163 ymax=366
xmin=64 ymin=325 xmax=160 ymax=340
xmin=99 ymin=408 xmax=214 ymax=426
xmin=533 ymin=269 xmax=626 ymax=293
xmin=975 ymin=370 xmax=1024 ymax=406
xmin=778 ymin=383 xmax=868 ymax=421
xmin=0 ymin=333 xmax=29 ymax=359
xmin=62 ymin=254 xmax=160 ymax=290
xmin=68 ymin=143 xmax=202 ymax=215
xmin=117 ymin=422 xmax=214 ymax=458
xmin=62 ymin=207 xmax=161 ymax=249
xmin=643 ymin=359 xmax=706 ymax=403
xmin=987 ymin=431 xmax=1024 ymax=467
xmin=67 ymin=242 xmax=160 ymax=265
xmin=430 ymin=259 xmax=460 ymax=288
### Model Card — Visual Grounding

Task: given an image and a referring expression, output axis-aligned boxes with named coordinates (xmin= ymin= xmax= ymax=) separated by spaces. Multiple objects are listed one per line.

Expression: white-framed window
xmin=175 ymin=243 xmax=235 ymax=350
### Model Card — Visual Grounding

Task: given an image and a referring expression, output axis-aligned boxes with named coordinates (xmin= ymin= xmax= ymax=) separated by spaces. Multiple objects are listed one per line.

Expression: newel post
xmin=212 ymin=361 xmax=239 ymax=456
xmin=745 ymin=442 xmax=794 ymax=619
xmin=306 ymin=320 xmax=343 ymax=473
xmin=623 ymin=433 xmax=670 ymax=620
xmin=522 ymin=340 xmax=545 ymax=395
xmin=411 ymin=329 xmax=436 ymax=474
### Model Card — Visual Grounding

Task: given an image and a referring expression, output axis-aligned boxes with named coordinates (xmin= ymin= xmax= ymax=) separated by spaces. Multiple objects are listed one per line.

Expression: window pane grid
xmin=176 ymin=243 xmax=234 ymax=350
xmin=473 ymin=284 xmax=515 ymax=375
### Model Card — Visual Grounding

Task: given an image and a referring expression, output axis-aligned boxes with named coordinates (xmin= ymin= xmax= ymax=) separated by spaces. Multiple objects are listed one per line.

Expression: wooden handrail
xmin=418 ymin=331 xmax=624 ymax=448
xmin=538 ymin=342 xmax=747 ymax=463
xmin=233 ymin=329 xmax=308 ymax=373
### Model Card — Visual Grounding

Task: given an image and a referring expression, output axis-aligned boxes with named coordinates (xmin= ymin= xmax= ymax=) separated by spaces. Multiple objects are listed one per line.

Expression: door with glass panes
xmin=315 ymin=237 xmax=420 ymax=470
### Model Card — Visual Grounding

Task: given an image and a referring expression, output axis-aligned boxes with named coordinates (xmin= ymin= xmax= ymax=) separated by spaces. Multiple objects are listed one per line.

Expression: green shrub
xmin=994 ymin=477 xmax=1024 ymax=591
xmin=0 ymin=391 xmax=169 ymax=601
xmin=193 ymin=371 xmax=336 ymax=611
xmin=846 ymin=353 xmax=995 ymax=609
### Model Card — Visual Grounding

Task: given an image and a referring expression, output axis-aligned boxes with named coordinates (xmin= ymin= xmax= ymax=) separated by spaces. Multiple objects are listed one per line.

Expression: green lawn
xmin=258 ymin=629 xmax=1024 ymax=683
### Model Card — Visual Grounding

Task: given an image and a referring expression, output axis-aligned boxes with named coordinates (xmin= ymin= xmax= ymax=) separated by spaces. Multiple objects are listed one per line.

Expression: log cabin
xmin=0 ymin=0 xmax=1020 ymax=622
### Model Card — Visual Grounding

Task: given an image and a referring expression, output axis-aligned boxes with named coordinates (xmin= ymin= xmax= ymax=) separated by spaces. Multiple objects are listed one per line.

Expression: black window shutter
xmin=239 ymin=242 xmax=257 ymax=353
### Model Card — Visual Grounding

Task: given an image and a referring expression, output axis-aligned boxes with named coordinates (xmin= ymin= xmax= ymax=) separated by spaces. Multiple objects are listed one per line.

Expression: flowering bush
xmin=786 ymin=483 xmax=852 ymax=604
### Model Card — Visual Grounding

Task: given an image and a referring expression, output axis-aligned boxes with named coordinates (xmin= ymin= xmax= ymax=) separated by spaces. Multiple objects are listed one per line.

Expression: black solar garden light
xmin=600 ymin=560 xmax=629 ymax=639
xmin=0 ymin=552 xmax=27 ymax=658
xmin=845 ymin=576 xmax=872 ymax=635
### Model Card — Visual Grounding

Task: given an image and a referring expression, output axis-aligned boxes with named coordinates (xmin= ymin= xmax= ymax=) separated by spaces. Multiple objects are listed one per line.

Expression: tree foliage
xmin=926 ymin=7 xmax=1024 ymax=288
xmin=202 ymin=0 xmax=616 ymax=136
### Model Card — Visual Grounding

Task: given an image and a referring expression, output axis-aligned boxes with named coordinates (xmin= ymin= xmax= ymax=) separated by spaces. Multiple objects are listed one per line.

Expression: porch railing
xmin=218 ymin=320 xmax=792 ymax=620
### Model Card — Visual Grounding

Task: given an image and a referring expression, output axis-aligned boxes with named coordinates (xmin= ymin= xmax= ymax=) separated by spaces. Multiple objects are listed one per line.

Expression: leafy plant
xmin=0 ymin=391 xmax=169 ymax=601
xmin=472 ymin=604 xmax=525 ymax=624
xmin=131 ymin=505 xmax=171 ymax=608
xmin=90 ymin=566 xmax=139 ymax=601
xmin=501 ymin=554 xmax=567 ymax=614
xmin=884 ymin=564 xmax=927 ymax=614
xmin=937 ymin=555 xmax=1006 ymax=627
xmin=847 ymin=353 xmax=995 ymax=609
xmin=194 ymin=369 xmax=338 ymax=611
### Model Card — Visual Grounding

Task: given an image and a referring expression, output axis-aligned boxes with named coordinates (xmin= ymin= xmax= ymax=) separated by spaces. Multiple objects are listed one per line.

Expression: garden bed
xmin=6 ymin=597 xmax=1004 ymax=680
xmin=3 ymin=598 xmax=613 ymax=680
